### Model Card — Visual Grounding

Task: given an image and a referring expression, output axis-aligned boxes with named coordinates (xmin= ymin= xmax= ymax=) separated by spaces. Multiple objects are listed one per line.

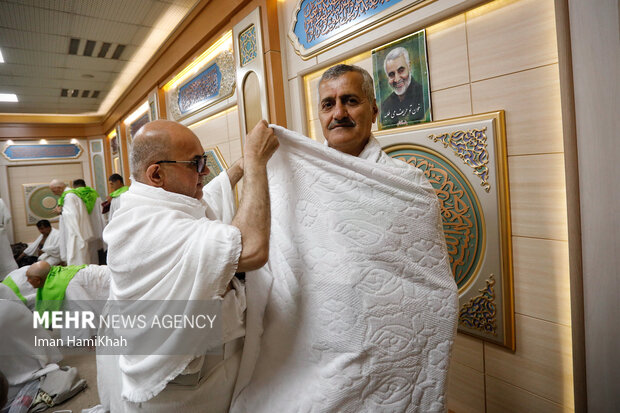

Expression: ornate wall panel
xmin=376 ymin=111 xmax=514 ymax=349
xmin=288 ymin=0 xmax=434 ymax=59
xmin=234 ymin=7 xmax=270 ymax=141
xmin=89 ymin=139 xmax=108 ymax=198
xmin=203 ymin=147 xmax=228 ymax=185
xmin=3 ymin=143 xmax=82 ymax=161
xmin=166 ymin=51 xmax=236 ymax=122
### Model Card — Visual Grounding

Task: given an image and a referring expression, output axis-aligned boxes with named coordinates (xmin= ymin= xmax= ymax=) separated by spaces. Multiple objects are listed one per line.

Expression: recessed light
xmin=0 ymin=49 xmax=4 ymax=63
xmin=6 ymin=139 xmax=14 ymax=145
xmin=70 ymin=138 xmax=79 ymax=144
xmin=40 ymin=139 xmax=48 ymax=145
xmin=0 ymin=93 xmax=18 ymax=102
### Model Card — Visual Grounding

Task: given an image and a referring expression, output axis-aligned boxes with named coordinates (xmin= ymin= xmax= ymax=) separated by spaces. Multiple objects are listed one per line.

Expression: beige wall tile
xmin=427 ymin=14 xmax=470 ymax=91
xmin=191 ymin=111 xmax=229 ymax=148
xmin=288 ymin=77 xmax=306 ymax=134
xmin=471 ymin=64 xmax=564 ymax=156
xmin=466 ymin=0 xmax=558 ymax=81
xmin=512 ymin=236 xmax=572 ymax=325
xmin=431 ymin=84 xmax=472 ymax=120
xmin=485 ymin=314 xmax=574 ymax=407
xmin=486 ymin=376 xmax=573 ymax=413
xmin=229 ymin=138 xmax=243 ymax=163
xmin=447 ymin=361 xmax=486 ymax=413
xmin=227 ymin=107 xmax=240 ymax=142
xmin=508 ymin=153 xmax=569 ymax=240
xmin=213 ymin=143 xmax=231 ymax=169
xmin=452 ymin=332 xmax=484 ymax=372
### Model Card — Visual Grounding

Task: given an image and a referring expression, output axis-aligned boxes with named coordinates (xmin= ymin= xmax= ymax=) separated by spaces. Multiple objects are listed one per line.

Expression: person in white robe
xmin=102 ymin=173 xmax=129 ymax=226
xmin=231 ymin=65 xmax=458 ymax=413
xmin=97 ymin=119 xmax=278 ymax=413
xmin=1 ymin=266 xmax=36 ymax=309
xmin=50 ymin=179 xmax=98 ymax=265
xmin=18 ymin=219 xmax=62 ymax=266
xmin=0 ymin=283 xmax=62 ymax=408
xmin=0 ymin=198 xmax=17 ymax=279
xmin=72 ymin=179 xmax=105 ymax=264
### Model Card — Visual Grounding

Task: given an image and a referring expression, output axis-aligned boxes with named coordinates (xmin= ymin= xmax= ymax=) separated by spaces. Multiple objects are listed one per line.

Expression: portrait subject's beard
xmin=392 ymin=74 xmax=411 ymax=96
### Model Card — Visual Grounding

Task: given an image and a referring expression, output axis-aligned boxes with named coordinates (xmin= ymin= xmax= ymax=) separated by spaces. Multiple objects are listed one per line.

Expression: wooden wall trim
xmin=553 ymin=0 xmax=586 ymax=411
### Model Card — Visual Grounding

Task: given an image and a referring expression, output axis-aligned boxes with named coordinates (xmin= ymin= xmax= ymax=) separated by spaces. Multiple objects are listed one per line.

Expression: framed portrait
xmin=372 ymin=29 xmax=432 ymax=130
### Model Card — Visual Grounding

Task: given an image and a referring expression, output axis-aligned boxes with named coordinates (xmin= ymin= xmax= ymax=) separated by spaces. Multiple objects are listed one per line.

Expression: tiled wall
xmin=285 ymin=0 xmax=574 ymax=411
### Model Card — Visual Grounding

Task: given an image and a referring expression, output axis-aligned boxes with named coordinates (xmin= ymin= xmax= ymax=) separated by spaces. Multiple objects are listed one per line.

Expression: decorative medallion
xmin=239 ymin=25 xmax=258 ymax=66
xmin=458 ymin=274 xmax=497 ymax=335
xmin=3 ymin=143 xmax=82 ymax=161
xmin=388 ymin=145 xmax=485 ymax=292
xmin=168 ymin=50 xmax=236 ymax=121
xmin=428 ymin=128 xmax=490 ymax=192
xmin=23 ymin=184 xmax=61 ymax=224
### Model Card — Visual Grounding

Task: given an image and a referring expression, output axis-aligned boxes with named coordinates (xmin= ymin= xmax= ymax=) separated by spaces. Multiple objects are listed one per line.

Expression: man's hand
xmin=243 ymin=120 xmax=279 ymax=166
xmin=53 ymin=206 xmax=62 ymax=215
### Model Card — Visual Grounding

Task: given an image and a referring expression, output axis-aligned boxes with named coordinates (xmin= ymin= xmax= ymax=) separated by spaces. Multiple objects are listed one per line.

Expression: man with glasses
xmin=98 ymin=119 xmax=278 ymax=412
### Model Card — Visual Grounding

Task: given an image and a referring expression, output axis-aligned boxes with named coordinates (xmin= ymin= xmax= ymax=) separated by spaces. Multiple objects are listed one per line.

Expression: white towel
xmin=102 ymin=172 xmax=243 ymax=403
xmin=232 ymin=126 xmax=459 ymax=412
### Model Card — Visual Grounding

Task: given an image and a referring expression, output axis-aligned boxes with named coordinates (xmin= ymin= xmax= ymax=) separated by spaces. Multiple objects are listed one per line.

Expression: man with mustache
xmin=380 ymin=47 xmax=425 ymax=128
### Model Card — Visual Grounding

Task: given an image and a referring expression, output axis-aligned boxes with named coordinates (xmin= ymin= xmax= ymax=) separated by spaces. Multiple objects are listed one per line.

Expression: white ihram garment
xmin=0 ymin=198 xmax=18 ymax=278
xmin=59 ymin=191 xmax=96 ymax=265
xmin=98 ymin=171 xmax=245 ymax=412
xmin=23 ymin=227 xmax=62 ymax=265
xmin=231 ymin=127 xmax=459 ymax=413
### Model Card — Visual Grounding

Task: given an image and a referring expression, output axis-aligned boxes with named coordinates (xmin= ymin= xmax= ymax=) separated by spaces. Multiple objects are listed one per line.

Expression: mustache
xmin=328 ymin=118 xmax=356 ymax=129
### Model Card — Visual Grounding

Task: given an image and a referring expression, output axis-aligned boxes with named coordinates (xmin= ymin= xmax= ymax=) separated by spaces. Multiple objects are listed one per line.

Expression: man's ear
xmin=372 ymin=99 xmax=379 ymax=123
xmin=144 ymin=164 xmax=165 ymax=188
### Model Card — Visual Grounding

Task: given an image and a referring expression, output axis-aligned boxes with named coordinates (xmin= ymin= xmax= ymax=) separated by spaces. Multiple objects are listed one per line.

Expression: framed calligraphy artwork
xmin=288 ymin=0 xmax=434 ymax=59
xmin=372 ymin=30 xmax=431 ymax=130
xmin=375 ymin=111 xmax=515 ymax=350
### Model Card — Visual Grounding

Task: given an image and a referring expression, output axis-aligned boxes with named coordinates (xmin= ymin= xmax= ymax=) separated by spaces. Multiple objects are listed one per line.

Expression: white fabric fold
xmin=102 ymin=171 xmax=243 ymax=404
xmin=232 ymin=127 xmax=458 ymax=412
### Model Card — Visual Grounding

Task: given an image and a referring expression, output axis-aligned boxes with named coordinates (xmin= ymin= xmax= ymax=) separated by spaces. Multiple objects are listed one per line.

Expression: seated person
xmin=1 ymin=266 xmax=36 ymax=309
xmin=26 ymin=262 xmax=110 ymax=340
xmin=15 ymin=220 xmax=62 ymax=267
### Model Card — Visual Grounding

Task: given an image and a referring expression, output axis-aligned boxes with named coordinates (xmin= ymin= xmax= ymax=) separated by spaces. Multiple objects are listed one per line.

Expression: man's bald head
xmin=130 ymin=120 xmax=175 ymax=182
xmin=49 ymin=179 xmax=66 ymax=196
xmin=130 ymin=120 xmax=207 ymax=199
xmin=25 ymin=261 xmax=51 ymax=289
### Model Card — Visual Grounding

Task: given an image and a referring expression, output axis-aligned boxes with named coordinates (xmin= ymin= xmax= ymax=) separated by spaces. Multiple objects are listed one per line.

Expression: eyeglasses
xmin=155 ymin=154 xmax=208 ymax=173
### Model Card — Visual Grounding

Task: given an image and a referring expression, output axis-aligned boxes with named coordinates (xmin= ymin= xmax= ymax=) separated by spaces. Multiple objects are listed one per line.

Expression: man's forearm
xmin=232 ymin=159 xmax=270 ymax=272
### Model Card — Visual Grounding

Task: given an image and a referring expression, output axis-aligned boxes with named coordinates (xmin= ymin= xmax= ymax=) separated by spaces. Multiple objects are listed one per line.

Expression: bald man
xmin=98 ymin=119 xmax=278 ymax=412
xmin=50 ymin=178 xmax=99 ymax=265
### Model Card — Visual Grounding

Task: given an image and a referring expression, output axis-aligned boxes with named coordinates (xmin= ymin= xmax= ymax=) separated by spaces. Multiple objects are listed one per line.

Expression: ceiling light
xmin=0 ymin=49 xmax=4 ymax=63
xmin=0 ymin=93 xmax=18 ymax=102
xmin=40 ymin=139 xmax=48 ymax=145
xmin=6 ymin=139 xmax=14 ymax=145
xmin=70 ymin=138 xmax=79 ymax=144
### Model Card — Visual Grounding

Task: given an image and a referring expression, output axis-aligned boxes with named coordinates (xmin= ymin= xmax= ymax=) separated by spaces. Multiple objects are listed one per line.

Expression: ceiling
xmin=0 ymin=0 xmax=201 ymax=116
